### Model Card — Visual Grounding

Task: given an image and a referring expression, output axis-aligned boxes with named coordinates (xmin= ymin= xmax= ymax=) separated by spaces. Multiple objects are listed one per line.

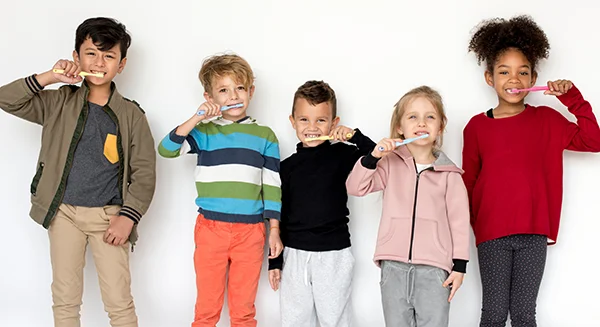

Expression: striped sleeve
xmin=157 ymin=127 xmax=186 ymax=158
xmin=261 ymin=128 xmax=282 ymax=220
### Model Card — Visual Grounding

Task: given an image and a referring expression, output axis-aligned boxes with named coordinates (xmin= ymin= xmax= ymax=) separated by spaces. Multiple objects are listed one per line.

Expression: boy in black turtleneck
xmin=268 ymin=80 xmax=375 ymax=326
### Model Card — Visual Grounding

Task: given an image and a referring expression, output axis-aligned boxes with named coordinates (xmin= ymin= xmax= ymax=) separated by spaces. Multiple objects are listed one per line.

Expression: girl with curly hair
xmin=462 ymin=15 xmax=600 ymax=327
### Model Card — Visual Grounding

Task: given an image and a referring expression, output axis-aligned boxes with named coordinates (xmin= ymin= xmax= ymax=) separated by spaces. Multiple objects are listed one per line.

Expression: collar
xmin=296 ymin=140 xmax=331 ymax=152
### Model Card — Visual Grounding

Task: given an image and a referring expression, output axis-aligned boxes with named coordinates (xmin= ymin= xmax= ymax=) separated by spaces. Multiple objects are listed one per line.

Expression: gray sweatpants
xmin=380 ymin=260 xmax=450 ymax=327
xmin=279 ymin=247 xmax=354 ymax=327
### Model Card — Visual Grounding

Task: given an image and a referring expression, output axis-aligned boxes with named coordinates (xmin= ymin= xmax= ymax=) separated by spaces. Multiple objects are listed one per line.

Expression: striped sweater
xmin=158 ymin=116 xmax=281 ymax=223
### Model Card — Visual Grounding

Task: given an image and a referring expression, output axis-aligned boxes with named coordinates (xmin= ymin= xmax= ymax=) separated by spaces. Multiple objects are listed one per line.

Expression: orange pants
xmin=192 ymin=214 xmax=266 ymax=327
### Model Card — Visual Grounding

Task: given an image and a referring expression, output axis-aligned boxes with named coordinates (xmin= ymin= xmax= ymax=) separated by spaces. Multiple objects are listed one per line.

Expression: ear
xmin=484 ymin=70 xmax=494 ymax=87
xmin=204 ymin=91 xmax=212 ymax=103
xmin=396 ymin=125 xmax=404 ymax=138
xmin=72 ymin=50 xmax=80 ymax=64
xmin=117 ymin=57 xmax=127 ymax=74
xmin=531 ymin=71 xmax=538 ymax=86
xmin=248 ymin=85 xmax=255 ymax=99
xmin=288 ymin=114 xmax=296 ymax=130
xmin=332 ymin=116 xmax=340 ymax=128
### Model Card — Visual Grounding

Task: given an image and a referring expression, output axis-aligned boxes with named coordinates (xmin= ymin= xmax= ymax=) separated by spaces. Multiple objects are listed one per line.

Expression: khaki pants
xmin=48 ymin=204 xmax=137 ymax=327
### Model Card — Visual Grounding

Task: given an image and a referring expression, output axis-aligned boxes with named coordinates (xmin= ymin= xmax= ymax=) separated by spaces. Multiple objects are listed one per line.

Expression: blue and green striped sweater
xmin=158 ymin=116 xmax=281 ymax=223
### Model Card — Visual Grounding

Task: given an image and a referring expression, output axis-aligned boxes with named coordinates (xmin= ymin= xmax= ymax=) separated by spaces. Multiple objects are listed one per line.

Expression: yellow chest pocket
xmin=103 ymin=134 xmax=119 ymax=164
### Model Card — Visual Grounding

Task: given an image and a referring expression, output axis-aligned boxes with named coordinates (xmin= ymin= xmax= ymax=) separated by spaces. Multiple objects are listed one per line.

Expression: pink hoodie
xmin=346 ymin=146 xmax=470 ymax=273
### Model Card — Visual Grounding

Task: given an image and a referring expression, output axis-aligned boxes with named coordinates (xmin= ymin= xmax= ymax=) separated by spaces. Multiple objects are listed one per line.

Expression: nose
xmin=231 ymin=89 xmax=240 ymax=100
xmin=95 ymin=55 xmax=106 ymax=67
xmin=417 ymin=117 xmax=426 ymax=126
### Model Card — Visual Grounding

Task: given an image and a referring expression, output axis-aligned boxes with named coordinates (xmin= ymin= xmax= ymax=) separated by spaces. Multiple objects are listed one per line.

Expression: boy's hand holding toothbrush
xmin=330 ymin=125 xmax=355 ymax=142
xmin=194 ymin=101 xmax=221 ymax=122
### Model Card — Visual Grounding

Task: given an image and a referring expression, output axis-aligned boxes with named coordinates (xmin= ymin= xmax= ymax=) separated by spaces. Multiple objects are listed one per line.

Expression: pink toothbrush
xmin=507 ymin=86 xmax=549 ymax=93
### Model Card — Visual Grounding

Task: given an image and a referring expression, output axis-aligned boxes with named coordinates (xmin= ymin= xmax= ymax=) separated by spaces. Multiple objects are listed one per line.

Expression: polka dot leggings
xmin=478 ymin=234 xmax=547 ymax=327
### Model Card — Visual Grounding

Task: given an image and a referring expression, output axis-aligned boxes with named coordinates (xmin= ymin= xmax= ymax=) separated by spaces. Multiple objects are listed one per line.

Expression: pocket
xmin=379 ymin=260 xmax=391 ymax=286
xmin=434 ymin=267 xmax=449 ymax=285
xmin=103 ymin=134 xmax=119 ymax=164
xmin=30 ymin=162 xmax=45 ymax=196
xmin=377 ymin=216 xmax=411 ymax=246
xmin=413 ymin=218 xmax=449 ymax=258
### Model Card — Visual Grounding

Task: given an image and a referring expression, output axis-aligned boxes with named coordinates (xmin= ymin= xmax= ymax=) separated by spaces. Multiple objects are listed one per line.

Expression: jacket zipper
xmin=408 ymin=159 xmax=433 ymax=262
xmin=42 ymin=98 xmax=89 ymax=228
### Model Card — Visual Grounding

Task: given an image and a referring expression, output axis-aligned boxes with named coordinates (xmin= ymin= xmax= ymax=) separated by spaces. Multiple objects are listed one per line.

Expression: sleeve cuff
xmin=264 ymin=210 xmax=281 ymax=221
xmin=348 ymin=128 xmax=363 ymax=143
xmin=25 ymin=75 xmax=44 ymax=94
xmin=120 ymin=206 xmax=142 ymax=224
xmin=452 ymin=259 xmax=468 ymax=273
xmin=360 ymin=153 xmax=381 ymax=169
xmin=169 ymin=128 xmax=186 ymax=144
xmin=268 ymin=255 xmax=283 ymax=270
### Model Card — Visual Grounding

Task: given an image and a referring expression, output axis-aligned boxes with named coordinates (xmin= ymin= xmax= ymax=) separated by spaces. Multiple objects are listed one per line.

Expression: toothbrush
xmin=52 ymin=69 xmax=104 ymax=78
xmin=197 ymin=103 xmax=244 ymax=116
xmin=507 ymin=86 xmax=549 ymax=93
xmin=377 ymin=134 xmax=429 ymax=151
xmin=306 ymin=133 xmax=354 ymax=142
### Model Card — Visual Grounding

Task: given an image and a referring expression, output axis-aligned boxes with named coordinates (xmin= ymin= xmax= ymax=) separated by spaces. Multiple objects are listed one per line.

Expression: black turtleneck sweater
xmin=268 ymin=129 xmax=376 ymax=270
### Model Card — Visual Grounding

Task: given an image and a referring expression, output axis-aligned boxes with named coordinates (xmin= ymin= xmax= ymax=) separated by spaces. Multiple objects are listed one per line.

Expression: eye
xmin=106 ymin=55 xmax=115 ymax=59
xmin=86 ymin=52 xmax=95 ymax=56
xmin=299 ymin=118 xmax=308 ymax=122
xmin=237 ymin=86 xmax=246 ymax=91
xmin=219 ymin=89 xmax=227 ymax=93
xmin=519 ymin=71 xmax=529 ymax=76
xmin=427 ymin=115 xmax=436 ymax=119
xmin=408 ymin=115 xmax=416 ymax=119
xmin=317 ymin=119 xmax=326 ymax=123
xmin=499 ymin=71 xmax=508 ymax=75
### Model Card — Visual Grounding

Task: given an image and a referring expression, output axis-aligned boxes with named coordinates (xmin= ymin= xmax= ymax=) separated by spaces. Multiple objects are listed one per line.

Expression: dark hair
xmin=468 ymin=15 xmax=550 ymax=72
xmin=75 ymin=17 xmax=131 ymax=59
xmin=292 ymin=80 xmax=337 ymax=117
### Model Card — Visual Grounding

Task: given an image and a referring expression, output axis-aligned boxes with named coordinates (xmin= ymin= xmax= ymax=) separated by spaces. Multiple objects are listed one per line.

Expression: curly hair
xmin=292 ymin=80 xmax=337 ymax=117
xmin=468 ymin=15 xmax=550 ymax=72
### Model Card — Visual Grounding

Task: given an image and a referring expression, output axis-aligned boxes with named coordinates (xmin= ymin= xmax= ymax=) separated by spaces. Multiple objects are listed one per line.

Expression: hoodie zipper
xmin=408 ymin=159 xmax=434 ymax=262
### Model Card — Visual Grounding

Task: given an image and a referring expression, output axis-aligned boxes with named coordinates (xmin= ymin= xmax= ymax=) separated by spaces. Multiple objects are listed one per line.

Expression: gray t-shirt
xmin=62 ymin=102 xmax=122 ymax=207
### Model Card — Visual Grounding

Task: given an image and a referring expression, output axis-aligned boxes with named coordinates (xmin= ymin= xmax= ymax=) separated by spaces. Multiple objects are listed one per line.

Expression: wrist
xmin=36 ymin=71 xmax=57 ymax=87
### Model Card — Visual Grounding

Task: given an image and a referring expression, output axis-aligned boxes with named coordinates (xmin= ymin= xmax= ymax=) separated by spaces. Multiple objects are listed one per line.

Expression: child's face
xmin=485 ymin=48 xmax=537 ymax=105
xmin=204 ymin=75 xmax=254 ymax=121
xmin=289 ymin=98 xmax=339 ymax=148
xmin=397 ymin=97 xmax=442 ymax=148
xmin=73 ymin=37 xmax=126 ymax=88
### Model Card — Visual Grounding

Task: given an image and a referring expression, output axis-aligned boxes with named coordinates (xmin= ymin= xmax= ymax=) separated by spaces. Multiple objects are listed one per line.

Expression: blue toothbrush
xmin=197 ymin=103 xmax=243 ymax=116
xmin=378 ymin=134 xmax=429 ymax=151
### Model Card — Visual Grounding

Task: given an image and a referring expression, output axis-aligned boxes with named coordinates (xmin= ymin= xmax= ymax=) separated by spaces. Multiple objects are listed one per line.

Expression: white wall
xmin=1 ymin=1 xmax=599 ymax=326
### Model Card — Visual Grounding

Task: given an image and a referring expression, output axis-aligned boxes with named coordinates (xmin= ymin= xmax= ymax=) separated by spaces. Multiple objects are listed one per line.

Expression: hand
xmin=269 ymin=269 xmax=281 ymax=291
xmin=544 ymin=79 xmax=573 ymax=97
xmin=195 ymin=101 xmax=221 ymax=121
xmin=268 ymin=229 xmax=283 ymax=259
xmin=330 ymin=125 xmax=354 ymax=142
xmin=51 ymin=59 xmax=83 ymax=84
xmin=443 ymin=271 xmax=465 ymax=302
xmin=103 ymin=215 xmax=134 ymax=246
xmin=371 ymin=138 xmax=403 ymax=158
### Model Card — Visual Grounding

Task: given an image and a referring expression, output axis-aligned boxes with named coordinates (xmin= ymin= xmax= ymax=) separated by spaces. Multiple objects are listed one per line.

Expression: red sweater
xmin=462 ymin=86 xmax=600 ymax=246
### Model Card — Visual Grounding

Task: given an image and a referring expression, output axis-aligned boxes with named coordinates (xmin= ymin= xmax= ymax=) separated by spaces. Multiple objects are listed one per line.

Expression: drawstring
xmin=303 ymin=252 xmax=322 ymax=286
xmin=406 ymin=265 xmax=415 ymax=304
xmin=304 ymin=253 xmax=312 ymax=286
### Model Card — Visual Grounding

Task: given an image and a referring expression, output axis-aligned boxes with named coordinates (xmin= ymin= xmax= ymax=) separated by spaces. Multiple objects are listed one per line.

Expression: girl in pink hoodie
xmin=346 ymin=86 xmax=470 ymax=327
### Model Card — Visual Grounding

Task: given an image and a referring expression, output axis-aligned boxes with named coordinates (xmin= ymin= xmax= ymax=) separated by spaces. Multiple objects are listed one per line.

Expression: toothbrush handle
xmin=524 ymin=86 xmax=549 ymax=92
xmin=378 ymin=141 xmax=403 ymax=152
xmin=197 ymin=104 xmax=241 ymax=116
